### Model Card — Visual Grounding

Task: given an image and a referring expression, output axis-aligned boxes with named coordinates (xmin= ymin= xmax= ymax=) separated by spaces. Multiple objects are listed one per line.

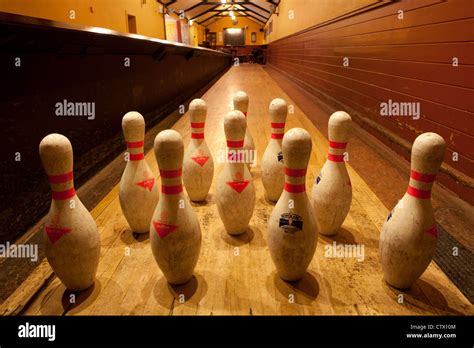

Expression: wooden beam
xmin=239 ymin=5 xmax=269 ymax=20
xmin=245 ymin=2 xmax=271 ymax=14
xmin=197 ymin=11 xmax=224 ymax=25
xmin=183 ymin=2 xmax=216 ymax=13
xmin=190 ymin=4 xmax=222 ymax=21
xmin=240 ymin=12 xmax=266 ymax=24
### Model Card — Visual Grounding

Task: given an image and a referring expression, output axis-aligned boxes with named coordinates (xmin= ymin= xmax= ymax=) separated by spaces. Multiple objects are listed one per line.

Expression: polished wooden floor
xmin=3 ymin=65 xmax=473 ymax=315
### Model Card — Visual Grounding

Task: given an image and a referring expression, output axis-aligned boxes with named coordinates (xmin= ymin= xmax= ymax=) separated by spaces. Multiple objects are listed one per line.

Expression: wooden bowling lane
xmin=14 ymin=64 xmax=473 ymax=315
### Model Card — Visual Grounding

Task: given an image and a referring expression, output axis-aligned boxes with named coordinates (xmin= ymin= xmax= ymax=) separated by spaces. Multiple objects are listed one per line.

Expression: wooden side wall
xmin=267 ymin=0 xmax=474 ymax=204
xmin=0 ymin=13 xmax=231 ymax=243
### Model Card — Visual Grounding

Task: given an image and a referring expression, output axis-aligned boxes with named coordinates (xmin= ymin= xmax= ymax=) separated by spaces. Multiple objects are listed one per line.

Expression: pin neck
xmin=160 ymin=168 xmax=183 ymax=194
xmin=48 ymin=171 xmax=76 ymax=200
xmin=126 ymin=140 xmax=144 ymax=161
xmin=284 ymin=167 xmax=306 ymax=193
xmin=327 ymin=140 xmax=347 ymax=163
xmin=407 ymin=169 xmax=436 ymax=199
xmin=191 ymin=122 xmax=205 ymax=141
xmin=270 ymin=122 xmax=285 ymax=140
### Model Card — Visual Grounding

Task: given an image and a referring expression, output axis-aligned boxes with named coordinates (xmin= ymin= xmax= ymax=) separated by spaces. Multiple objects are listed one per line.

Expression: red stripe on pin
xmin=284 ymin=183 xmax=305 ymax=193
xmin=329 ymin=141 xmax=347 ymax=149
xmin=126 ymin=141 xmax=144 ymax=148
xmin=285 ymin=167 xmax=307 ymax=177
xmin=328 ymin=153 xmax=344 ymax=162
xmin=48 ymin=171 xmax=73 ymax=184
xmin=271 ymin=133 xmax=284 ymax=139
xmin=191 ymin=122 xmax=205 ymax=128
xmin=271 ymin=122 xmax=285 ymax=128
xmin=407 ymin=185 xmax=431 ymax=199
xmin=243 ymin=112 xmax=248 ymax=117
xmin=52 ymin=188 xmax=76 ymax=200
xmin=160 ymin=168 xmax=182 ymax=178
xmin=191 ymin=133 xmax=204 ymax=139
xmin=410 ymin=170 xmax=436 ymax=183
xmin=227 ymin=140 xmax=244 ymax=147
xmin=129 ymin=153 xmax=144 ymax=161
xmin=161 ymin=184 xmax=183 ymax=194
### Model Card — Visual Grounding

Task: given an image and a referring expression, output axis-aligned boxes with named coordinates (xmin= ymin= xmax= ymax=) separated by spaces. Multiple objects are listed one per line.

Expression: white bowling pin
xmin=262 ymin=98 xmax=287 ymax=202
xmin=268 ymin=128 xmax=318 ymax=281
xmin=183 ymin=99 xmax=214 ymax=202
xmin=312 ymin=111 xmax=352 ymax=235
xmin=150 ymin=130 xmax=201 ymax=285
xmin=379 ymin=132 xmax=445 ymax=289
xmin=216 ymin=110 xmax=256 ymax=235
xmin=119 ymin=112 xmax=159 ymax=233
xmin=39 ymin=134 xmax=100 ymax=291
xmin=233 ymin=91 xmax=255 ymax=169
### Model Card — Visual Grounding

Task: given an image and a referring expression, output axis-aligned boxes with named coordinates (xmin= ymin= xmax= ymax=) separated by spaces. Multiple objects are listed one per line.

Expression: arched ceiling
xmin=159 ymin=0 xmax=279 ymax=26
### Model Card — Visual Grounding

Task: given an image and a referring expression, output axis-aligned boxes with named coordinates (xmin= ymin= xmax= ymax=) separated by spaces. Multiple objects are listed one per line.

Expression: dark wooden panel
xmin=270 ymin=43 xmax=474 ymax=65
xmin=267 ymin=0 xmax=474 ymax=203
xmin=267 ymin=52 xmax=473 ymax=87
xmin=288 ymin=0 xmax=471 ymax=43
xmin=0 ymin=13 xmax=231 ymax=243
xmin=270 ymin=61 xmax=474 ymax=180
xmin=270 ymin=60 xmax=474 ymax=137
xmin=279 ymin=19 xmax=474 ymax=48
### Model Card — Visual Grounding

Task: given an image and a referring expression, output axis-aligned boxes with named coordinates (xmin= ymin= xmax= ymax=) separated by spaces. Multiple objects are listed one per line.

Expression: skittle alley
xmin=2 ymin=64 xmax=472 ymax=316
xmin=0 ymin=1 xmax=472 ymax=323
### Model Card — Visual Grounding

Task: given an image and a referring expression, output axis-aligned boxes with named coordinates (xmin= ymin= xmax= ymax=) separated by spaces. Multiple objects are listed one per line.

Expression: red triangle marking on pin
xmin=191 ymin=156 xmax=209 ymax=167
xmin=136 ymin=178 xmax=155 ymax=192
xmin=227 ymin=181 xmax=250 ymax=194
xmin=45 ymin=225 xmax=72 ymax=243
xmin=426 ymin=225 xmax=438 ymax=238
xmin=152 ymin=221 xmax=178 ymax=238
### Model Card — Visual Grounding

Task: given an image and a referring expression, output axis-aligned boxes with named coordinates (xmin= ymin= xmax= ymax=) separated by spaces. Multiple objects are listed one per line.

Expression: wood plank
xmin=267 ymin=53 xmax=474 ymax=88
xmin=265 ymin=62 xmax=474 ymax=179
xmin=269 ymin=60 xmax=474 ymax=160
xmin=16 ymin=65 xmax=472 ymax=315
xmin=270 ymin=56 xmax=474 ymax=112
xmin=278 ymin=18 xmax=474 ymax=48
xmin=283 ymin=0 xmax=473 ymax=44
xmin=269 ymin=43 xmax=474 ymax=65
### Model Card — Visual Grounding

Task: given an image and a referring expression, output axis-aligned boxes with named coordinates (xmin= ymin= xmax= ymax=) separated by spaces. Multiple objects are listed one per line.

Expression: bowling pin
xmin=379 ymin=132 xmax=445 ymax=289
xmin=39 ymin=134 xmax=100 ymax=291
xmin=267 ymin=128 xmax=318 ymax=281
xmin=233 ymin=91 xmax=255 ymax=168
xmin=312 ymin=111 xmax=352 ymax=235
xmin=150 ymin=129 xmax=201 ymax=284
xmin=119 ymin=112 xmax=159 ymax=233
xmin=216 ymin=110 xmax=256 ymax=235
xmin=183 ymin=99 xmax=214 ymax=202
xmin=262 ymin=98 xmax=287 ymax=202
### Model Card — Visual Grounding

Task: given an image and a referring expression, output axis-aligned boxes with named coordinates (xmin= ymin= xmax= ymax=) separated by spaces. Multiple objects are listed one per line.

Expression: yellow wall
xmin=265 ymin=0 xmax=376 ymax=43
xmin=189 ymin=22 xmax=205 ymax=46
xmin=0 ymin=0 xmax=166 ymax=39
xmin=206 ymin=17 xmax=264 ymax=46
